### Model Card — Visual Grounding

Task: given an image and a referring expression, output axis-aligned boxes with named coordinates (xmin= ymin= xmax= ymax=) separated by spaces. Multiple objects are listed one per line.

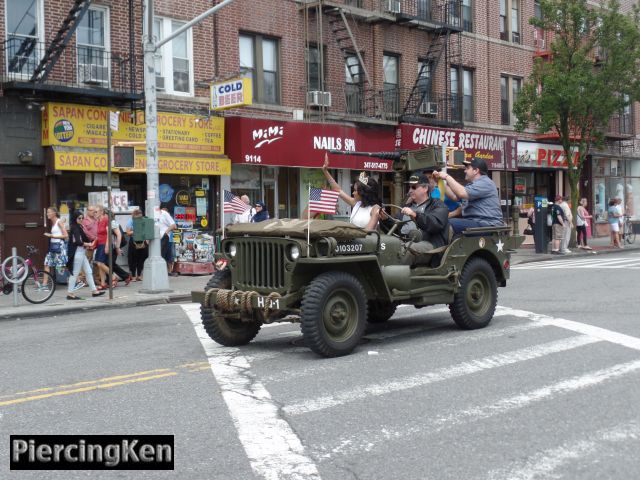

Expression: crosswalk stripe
xmin=513 ymin=256 xmax=640 ymax=269
xmin=316 ymin=359 xmax=640 ymax=460
xmin=484 ymin=421 xmax=640 ymax=480
xmin=283 ymin=335 xmax=599 ymax=416
xmin=182 ymin=305 xmax=321 ymax=480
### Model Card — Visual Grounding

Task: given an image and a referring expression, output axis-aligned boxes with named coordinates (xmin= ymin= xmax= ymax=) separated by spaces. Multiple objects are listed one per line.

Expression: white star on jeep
xmin=496 ymin=239 xmax=504 ymax=252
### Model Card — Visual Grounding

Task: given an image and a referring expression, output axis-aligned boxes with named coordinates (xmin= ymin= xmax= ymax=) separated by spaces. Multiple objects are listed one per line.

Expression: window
xmin=153 ymin=18 xmax=193 ymax=95
xmin=451 ymin=66 xmax=473 ymax=122
xmin=499 ymin=0 xmax=520 ymax=44
xmin=77 ymin=6 xmax=109 ymax=87
xmin=462 ymin=0 xmax=473 ymax=32
xmin=383 ymin=54 xmax=399 ymax=116
xmin=306 ymin=44 xmax=325 ymax=91
xmin=417 ymin=0 xmax=431 ymax=21
xmin=239 ymin=34 xmax=280 ymax=104
xmin=345 ymin=54 xmax=363 ymax=114
xmin=5 ymin=0 xmax=43 ymax=76
xmin=501 ymin=76 xmax=521 ymax=125
xmin=417 ymin=60 xmax=432 ymax=103
xmin=534 ymin=0 xmax=542 ymax=20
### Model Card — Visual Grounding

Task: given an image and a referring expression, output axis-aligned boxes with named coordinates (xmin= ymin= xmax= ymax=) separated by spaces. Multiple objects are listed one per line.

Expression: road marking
xmin=512 ymin=256 xmax=640 ymax=269
xmin=283 ymin=335 xmax=599 ymax=416
xmin=0 ymin=372 xmax=178 ymax=407
xmin=318 ymin=358 xmax=640 ymax=459
xmin=182 ymin=305 xmax=321 ymax=480
xmin=484 ymin=421 xmax=640 ymax=480
xmin=495 ymin=306 xmax=640 ymax=351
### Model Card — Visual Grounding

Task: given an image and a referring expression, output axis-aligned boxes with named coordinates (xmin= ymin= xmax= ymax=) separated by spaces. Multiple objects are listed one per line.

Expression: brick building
xmin=1 ymin=0 xmax=639 ymax=260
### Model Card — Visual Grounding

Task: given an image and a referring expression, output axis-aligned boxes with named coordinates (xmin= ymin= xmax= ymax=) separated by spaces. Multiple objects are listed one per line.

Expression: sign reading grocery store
xmin=42 ymin=103 xmax=224 ymax=154
xmin=225 ymin=118 xmax=395 ymax=171
xmin=210 ymin=77 xmax=252 ymax=111
xmin=396 ymin=124 xmax=518 ymax=171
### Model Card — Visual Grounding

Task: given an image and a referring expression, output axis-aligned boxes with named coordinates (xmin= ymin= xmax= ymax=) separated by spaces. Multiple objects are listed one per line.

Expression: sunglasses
xmin=410 ymin=184 xmax=426 ymax=190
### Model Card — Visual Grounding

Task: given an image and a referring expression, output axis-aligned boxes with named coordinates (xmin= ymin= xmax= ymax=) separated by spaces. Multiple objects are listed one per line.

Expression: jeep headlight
xmin=289 ymin=245 xmax=300 ymax=260
xmin=228 ymin=243 xmax=237 ymax=258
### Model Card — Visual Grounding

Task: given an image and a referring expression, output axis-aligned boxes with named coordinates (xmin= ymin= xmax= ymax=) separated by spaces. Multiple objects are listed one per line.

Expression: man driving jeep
xmin=381 ymin=173 xmax=449 ymax=265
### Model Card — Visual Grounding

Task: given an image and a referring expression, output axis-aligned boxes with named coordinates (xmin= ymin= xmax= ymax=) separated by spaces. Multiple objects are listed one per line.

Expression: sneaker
xmin=71 ymin=281 xmax=86 ymax=292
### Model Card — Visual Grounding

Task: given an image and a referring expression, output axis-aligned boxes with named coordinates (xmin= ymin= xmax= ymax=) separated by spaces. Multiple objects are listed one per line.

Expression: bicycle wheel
xmin=21 ymin=270 xmax=56 ymax=304
xmin=626 ymin=225 xmax=636 ymax=245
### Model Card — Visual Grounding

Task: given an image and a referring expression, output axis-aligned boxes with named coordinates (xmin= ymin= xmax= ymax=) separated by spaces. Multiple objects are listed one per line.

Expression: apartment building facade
xmin=1 ymin=0 xmax=638 ymax=260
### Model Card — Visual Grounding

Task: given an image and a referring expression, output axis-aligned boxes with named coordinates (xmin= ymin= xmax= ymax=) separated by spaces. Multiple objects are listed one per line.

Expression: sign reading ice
xmin=211 ymin=78 xmax=252 ymax=111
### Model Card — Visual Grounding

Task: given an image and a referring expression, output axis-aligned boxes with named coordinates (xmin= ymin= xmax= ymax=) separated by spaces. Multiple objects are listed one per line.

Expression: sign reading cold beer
xmin=396 ymin=124 xmax=518 ymax=171
xmin=211 ymin=78 xmax=252 ymax=111
xmin=225 ymin=117 xmax=395 ymax=171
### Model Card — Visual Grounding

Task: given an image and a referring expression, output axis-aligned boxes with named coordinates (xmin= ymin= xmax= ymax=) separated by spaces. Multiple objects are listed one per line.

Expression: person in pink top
xmin=576 ymin=198 xmax=593 ymax=250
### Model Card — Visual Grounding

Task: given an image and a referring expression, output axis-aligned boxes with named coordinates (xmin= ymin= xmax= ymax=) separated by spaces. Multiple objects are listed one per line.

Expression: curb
xmin=512 ymin=245 xmax=638 ymax=265
xmin=0 ymin=293 xmax=193 ymax=322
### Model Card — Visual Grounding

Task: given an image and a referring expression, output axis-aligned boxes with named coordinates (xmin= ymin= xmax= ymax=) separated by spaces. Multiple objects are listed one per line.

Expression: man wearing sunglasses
xmin=433 ymin=157 xmax=504 ymax=234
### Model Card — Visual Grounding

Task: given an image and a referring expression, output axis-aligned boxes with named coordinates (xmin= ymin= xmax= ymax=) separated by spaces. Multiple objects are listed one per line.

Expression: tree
xmin=514 ymin=0 xmax=640 ymax=243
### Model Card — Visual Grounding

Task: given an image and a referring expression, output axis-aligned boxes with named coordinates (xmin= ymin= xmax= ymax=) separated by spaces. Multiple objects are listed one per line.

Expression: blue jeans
xmin=450 ymin=218 xmax=484 ymax=234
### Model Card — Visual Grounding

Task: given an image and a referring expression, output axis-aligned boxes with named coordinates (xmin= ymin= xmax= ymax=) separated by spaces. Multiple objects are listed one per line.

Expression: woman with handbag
xmin=65 ymin=210 xmax=105 ymax=300
xmin=44 ymin=207 xmax=68 ymax=276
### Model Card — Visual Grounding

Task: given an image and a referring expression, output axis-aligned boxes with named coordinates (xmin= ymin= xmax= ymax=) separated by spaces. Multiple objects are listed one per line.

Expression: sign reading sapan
xmin=211 ymin=78 xmax=252 ymax=111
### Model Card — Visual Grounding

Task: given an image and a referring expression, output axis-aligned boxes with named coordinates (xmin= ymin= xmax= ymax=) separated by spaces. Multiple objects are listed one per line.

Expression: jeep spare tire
xmin=301 ymin=271 xmax=367 ymax=357
xmin=201 ymin=269 xmax=261 ymax=346
xmin=449 ymin=257 xmax=497 ymax=330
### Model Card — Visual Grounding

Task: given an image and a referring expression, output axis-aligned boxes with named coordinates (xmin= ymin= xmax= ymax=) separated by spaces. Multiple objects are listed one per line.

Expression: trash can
xmin=534 ymin=196 xmax=548 ymax=254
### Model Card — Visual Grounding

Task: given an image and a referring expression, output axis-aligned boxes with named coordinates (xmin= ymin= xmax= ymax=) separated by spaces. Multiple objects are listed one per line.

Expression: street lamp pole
xmin=141 ymin=0 xmax=236 ymax=293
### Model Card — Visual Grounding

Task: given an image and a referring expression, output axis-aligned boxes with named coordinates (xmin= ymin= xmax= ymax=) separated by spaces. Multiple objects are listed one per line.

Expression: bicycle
xmin=621 ymin=215 xmax=636 ymax=245
xmin=1 ymin=245 xmax=56 ymax=304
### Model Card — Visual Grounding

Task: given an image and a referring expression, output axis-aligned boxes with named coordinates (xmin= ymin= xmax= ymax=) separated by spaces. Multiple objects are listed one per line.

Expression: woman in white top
xmin=322 ymin=153 xmax=381 ymax=230
xmin=44 ymin=206 xmax=69 ymax=275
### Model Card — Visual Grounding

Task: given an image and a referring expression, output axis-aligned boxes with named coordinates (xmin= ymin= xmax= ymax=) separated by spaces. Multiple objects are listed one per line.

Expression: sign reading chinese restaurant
xmin=210 ymin=78 xmax=252 ymax=111
xmin=517 ymin=141 xmax=579 ymax=169
xmin=396 ymin=124 xmax=518 ymax=171
xmin=42 ymin=102 xmax=230 ymax=175
xmin=225 ymin=117 xmax=396 ymax=171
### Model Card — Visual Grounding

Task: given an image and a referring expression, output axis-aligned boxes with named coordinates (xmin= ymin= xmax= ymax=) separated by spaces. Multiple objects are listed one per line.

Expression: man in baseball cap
xmin=432 ymin=156 xmax=504 ymax=233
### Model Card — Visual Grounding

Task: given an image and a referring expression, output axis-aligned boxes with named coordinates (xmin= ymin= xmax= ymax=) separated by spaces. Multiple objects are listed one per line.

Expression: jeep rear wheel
xmin=449 ymin=257 xmax=497 ymax=330
xmin=201 ymin=270 xmax=261 ymax=346
xmin=301 ymin=271 xmax=367 ymax=357
xmin=367 ymin=301 xmax=397 ymax=324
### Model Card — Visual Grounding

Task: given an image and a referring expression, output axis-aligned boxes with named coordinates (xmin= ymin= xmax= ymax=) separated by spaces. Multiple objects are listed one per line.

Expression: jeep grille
xmin=233 ymin=239 xmax=286 ymax=289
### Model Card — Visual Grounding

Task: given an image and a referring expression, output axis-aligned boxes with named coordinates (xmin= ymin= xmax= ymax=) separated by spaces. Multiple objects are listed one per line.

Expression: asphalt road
xmin=1 ymin=251 xmax=639 ymax=479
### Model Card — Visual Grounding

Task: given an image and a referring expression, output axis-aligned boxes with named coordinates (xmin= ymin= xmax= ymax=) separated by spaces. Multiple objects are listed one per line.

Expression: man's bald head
xmin=240 ymin=195 xmax=250 ymax=205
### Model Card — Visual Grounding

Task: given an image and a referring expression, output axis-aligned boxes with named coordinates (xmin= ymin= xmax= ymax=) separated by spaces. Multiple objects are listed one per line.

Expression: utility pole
xmin=141 ymin=0 xmax=236 ymax=293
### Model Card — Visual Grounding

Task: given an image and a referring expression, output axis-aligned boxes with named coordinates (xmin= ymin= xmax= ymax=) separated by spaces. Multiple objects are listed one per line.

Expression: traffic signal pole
xmin=141 ymin=0 xmax=236 ymax=293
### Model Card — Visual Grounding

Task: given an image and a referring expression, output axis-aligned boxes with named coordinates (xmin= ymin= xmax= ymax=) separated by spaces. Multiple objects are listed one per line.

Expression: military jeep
xmin=192 ymin=148 xmax=523 ymax=357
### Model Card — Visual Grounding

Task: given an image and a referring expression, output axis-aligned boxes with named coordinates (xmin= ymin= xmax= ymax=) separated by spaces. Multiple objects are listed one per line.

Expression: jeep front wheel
xmin=201 ymin=270 xmax=261 ymax=346
xmin=301 ymin=271 xmax=367 ymax=357
xmin=449 ymin=257 xmax=497 ymax=330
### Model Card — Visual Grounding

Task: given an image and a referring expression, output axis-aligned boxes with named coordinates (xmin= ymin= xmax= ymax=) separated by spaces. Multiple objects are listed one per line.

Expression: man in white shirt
xmin=234 ymin=195 xmax=256 ymax=224
xmin=158 ymin=204 xmax=178 ymax=276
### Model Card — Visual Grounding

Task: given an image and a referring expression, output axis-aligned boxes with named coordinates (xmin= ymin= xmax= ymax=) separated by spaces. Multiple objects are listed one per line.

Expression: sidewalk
xmin=1 ymin=235 xmax=636 ymax=321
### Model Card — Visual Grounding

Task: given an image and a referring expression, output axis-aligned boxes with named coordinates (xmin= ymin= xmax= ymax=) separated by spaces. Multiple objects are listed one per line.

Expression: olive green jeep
xmin=192 ymin=217 xmax=523 ymax=357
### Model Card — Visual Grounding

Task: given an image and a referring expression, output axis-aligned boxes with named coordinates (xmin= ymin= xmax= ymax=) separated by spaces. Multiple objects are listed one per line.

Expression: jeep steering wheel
xmin=379 ymin=204 xmax=413 ymax=237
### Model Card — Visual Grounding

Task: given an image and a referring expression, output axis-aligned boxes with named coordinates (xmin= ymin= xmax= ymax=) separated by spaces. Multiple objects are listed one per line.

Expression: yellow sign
xmin=42 ymin=103 xmax=225 ymax=155
xmin=53 ymin=150 xmax=231 ymax=176
xmin=210 ymin=77 xmax=252 ymax=111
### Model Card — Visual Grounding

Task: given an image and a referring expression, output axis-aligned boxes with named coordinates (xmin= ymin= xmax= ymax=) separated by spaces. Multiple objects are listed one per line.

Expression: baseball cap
xmin=463 ymin=157 xmax=488 ymax=175
xmin=407 ymin=173 xmax=431 ymax=185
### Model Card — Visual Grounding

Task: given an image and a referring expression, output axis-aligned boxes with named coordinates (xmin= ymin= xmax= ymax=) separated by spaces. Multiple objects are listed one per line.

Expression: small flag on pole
xmin=309 ymin=187 xmax=340 ymax=214
xmin=224 ymin=190 xmax=248 ymax=214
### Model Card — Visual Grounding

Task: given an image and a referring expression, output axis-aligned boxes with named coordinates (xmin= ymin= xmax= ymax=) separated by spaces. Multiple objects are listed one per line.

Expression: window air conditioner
xmin=78 ymin=64 xmax=109 ymax=85
xmin=307 ymin=90 xmax=332 ymax=107
xmin=419 ymin=101 xmax=438 ymax=115
xmin=385 ymin=0 xmax=401 ymax=14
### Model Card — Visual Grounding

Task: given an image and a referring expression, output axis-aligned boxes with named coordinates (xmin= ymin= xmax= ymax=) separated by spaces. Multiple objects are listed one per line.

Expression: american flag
xmin=309 ymin=187 xmax=340 ymax=214
xmin=224 ymin=190 xmax=248 ymax=214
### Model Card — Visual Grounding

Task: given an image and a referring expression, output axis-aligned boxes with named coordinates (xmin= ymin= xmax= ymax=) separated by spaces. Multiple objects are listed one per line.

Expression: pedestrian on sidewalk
xmin=608 ymin=198 xmax=622 ymax=248
xmin=126 ymin=208 xmax=148 ymax=281
xmin=159 ymin=204 xmax=179 ymax=276
xmin=559 ymin=196 xmax=573 ymax=254
xmin=65 ymin=210 xmax=105 ymax=300
xmin=81 ymin=204 xmax=100 ymax=286
xmin=576 ymin=198 xmax=593 ymax=250
xmin=43 ymin=207 xmax=68 ymax=277
xmin=107 ymin=210 xmax=132 ymax=286
xmin=550 ymin=196 xmax=566 ymax=254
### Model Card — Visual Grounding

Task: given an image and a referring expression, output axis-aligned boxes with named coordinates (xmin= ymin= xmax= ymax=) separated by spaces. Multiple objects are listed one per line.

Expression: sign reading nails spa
xmin=225 ymin=117 xmax=396 ymax=171
xmin=396 ymin=123 xmax=518 ymax=171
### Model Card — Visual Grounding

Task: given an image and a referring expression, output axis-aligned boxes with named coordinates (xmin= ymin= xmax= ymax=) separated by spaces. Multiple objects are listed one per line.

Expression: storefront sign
xmin=42 ymin=103 xmax=225 ymax=155
xmin=517 ymin=142 xmax=579 ymax=169
xmin=211 ymin=78 xmax=252 ymax=111
xmin=396 ymin=124 xmax=517 ymax=171
xmin=53 ymin=149 xmax=231 ymax=175
xmin=225 ymin=117 xmax=395 ymax=171
xmin=175 ymin=191 xmax=191 ymax=206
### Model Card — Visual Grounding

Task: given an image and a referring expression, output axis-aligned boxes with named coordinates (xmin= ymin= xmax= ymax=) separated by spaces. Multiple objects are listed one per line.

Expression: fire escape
xmin=301 ymin=0 xmax=462 ymax=126
xmin=1 ymin=0 xmax=142 ymax=108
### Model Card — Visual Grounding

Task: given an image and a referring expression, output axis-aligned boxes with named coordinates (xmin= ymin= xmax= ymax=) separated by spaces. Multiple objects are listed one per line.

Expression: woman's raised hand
xmin=323 ymin=152 xmax=329 ymax=170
